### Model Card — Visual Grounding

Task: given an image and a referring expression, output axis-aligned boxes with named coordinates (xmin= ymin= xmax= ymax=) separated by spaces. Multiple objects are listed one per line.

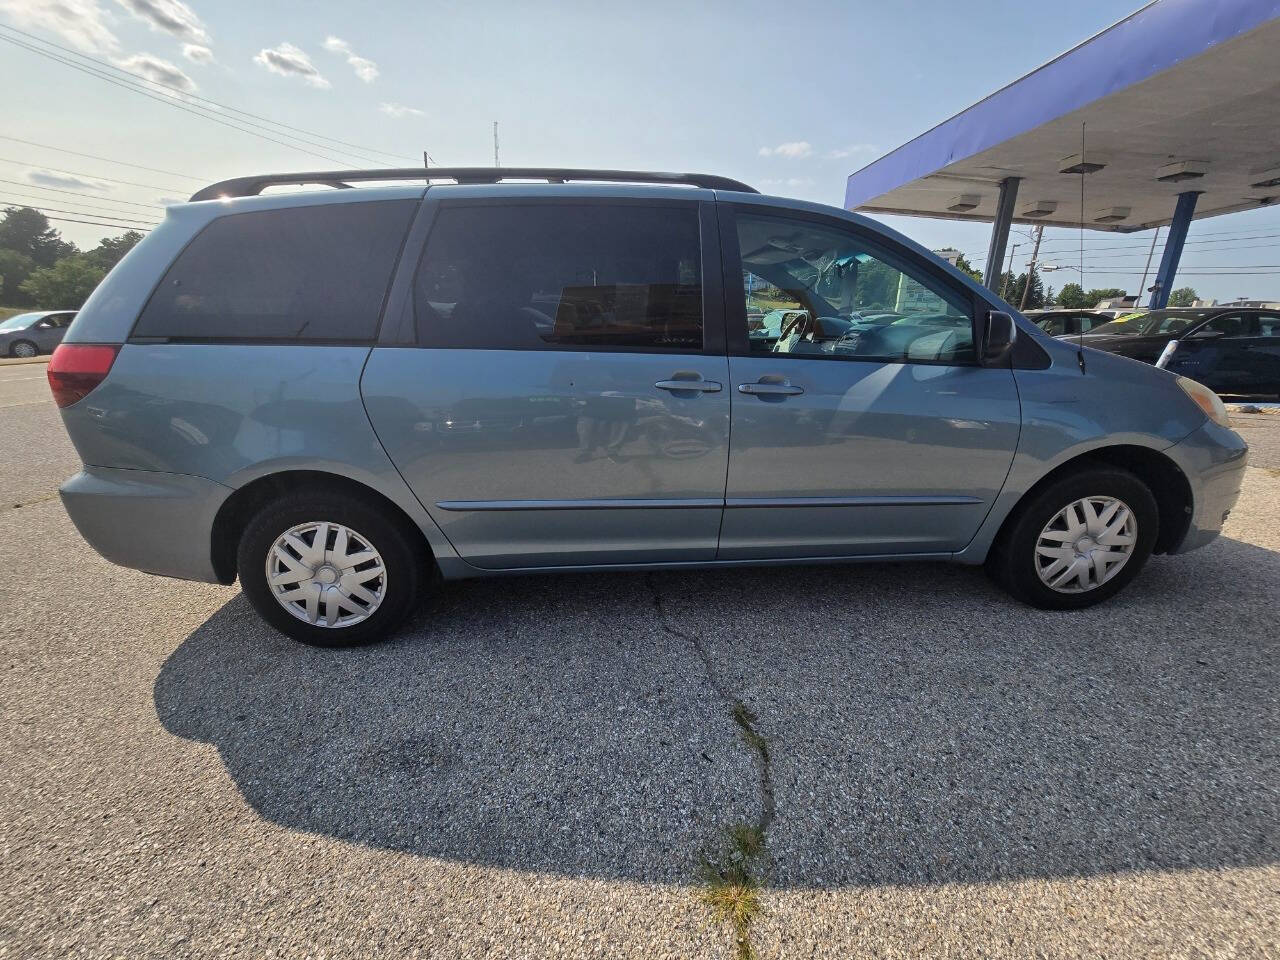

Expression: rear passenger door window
xmin=411 ymin=203 xmax=704 ymax=351
xmin=133 ymin=200 xmax=417 ymax=342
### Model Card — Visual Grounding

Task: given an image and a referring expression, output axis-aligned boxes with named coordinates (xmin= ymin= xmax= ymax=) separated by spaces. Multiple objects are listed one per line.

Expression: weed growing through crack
xmin=702 ymin=821 xmax=766 ymax=960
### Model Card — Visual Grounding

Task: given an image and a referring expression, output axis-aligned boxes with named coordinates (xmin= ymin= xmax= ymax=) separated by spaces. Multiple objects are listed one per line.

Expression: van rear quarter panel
xmin=58 ymin=343 xmax=459 ymax=562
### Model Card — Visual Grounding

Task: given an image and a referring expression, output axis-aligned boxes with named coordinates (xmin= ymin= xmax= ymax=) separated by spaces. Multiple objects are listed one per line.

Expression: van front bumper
xmin=60 ymin=466 xmax=232 ymax=583
xmin=1165 ymin=419 xmax=1248 ymax=554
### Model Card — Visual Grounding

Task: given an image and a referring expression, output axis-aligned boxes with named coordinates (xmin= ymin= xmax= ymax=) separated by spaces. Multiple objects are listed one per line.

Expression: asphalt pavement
xmin=1 ymin=364 xmax=1277 ymax=959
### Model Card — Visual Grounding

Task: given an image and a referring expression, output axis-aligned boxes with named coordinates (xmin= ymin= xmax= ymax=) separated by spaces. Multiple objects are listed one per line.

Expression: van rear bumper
xmin=60 ymin=466 xmax=232 ymax=583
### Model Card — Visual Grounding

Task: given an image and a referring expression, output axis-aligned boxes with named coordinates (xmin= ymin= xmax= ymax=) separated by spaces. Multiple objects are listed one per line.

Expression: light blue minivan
xmin=49 ymin=168 xmax=1247 ymax=645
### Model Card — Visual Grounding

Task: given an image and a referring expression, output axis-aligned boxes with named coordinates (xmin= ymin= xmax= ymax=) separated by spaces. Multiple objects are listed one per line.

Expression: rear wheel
xmin=987 ymin=466 xmax=1159 ymax=610
xmin=10 ymin=340 xmax=37 ymax=358
xmin=237 ymin=490 xmax=428 ymax=646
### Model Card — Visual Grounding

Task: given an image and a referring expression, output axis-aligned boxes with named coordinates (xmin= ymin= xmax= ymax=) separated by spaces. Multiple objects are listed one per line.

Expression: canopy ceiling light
xmin=1156 ymin=159 xmax=1208 ymax=182
xmin=947 ymin=194 xmax=981 ymax=212
xmin=1059 ymin=153 xmax=1106 ymax=175
xmin=1093 ymin=206 xmax=1130 ymax=223
xmin=1249 ymin=166 xmax=1280 ymax=189
xmin=1020 ymin=200 xmax=1058 ymax=217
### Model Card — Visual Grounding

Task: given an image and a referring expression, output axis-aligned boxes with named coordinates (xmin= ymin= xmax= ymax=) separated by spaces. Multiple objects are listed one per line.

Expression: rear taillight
xmin=47 ymin=344 xmax=119 ymax=408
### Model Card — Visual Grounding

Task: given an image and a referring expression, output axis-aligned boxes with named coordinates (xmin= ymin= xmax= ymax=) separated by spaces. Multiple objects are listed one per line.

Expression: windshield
xmin=1089 ymin=310 xmax=1210 ymax=337
xmin=0 ymin=313 xmax=38 ymax=331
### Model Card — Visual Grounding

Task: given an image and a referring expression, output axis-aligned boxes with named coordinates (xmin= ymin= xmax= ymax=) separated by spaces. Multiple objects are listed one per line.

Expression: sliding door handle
xmin=738 ymin=380 xmax=804 ymax=396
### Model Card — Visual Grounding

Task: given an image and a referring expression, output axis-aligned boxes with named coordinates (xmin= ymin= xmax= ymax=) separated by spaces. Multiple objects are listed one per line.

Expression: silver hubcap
xmin=12 ymin=342 xmax=35 ymax=357
xmin=1035 ymin=495 xmax=1137 ymax=593
xmin=266 ymin=521 xmax=387 ymax=628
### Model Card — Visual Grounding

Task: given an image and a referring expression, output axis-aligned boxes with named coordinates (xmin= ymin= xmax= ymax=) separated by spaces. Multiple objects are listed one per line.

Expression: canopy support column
xmin=1148 ymin=191 xmax=1200 ymax=309
xmin=983 ymin=177 xmax=1021 ymax=291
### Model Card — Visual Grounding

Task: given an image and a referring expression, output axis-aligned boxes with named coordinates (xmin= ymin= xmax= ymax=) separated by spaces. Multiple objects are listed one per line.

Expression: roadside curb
xmin=0 ymin=356 xmax=50 ymax=366
xmin=1227 ymin=403 xmax=1280 ymax=415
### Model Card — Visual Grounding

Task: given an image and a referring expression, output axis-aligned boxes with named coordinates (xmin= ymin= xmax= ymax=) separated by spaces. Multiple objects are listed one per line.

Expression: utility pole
xmin=422 ymin=150 xmax=429 ymax=168
xmin=493 ymin=121 xmax=500 ymax=167
xmin=1000 ymin=243 xmax=1020 ymax=300
xmin=1019 ymin=224 xmax=1044 ymax=310
xmin=1137 ymin=227 xmax=1161 ymax=307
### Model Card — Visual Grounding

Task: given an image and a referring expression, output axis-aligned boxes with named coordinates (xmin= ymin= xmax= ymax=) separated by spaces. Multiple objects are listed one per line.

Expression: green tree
xmin=86 ymin=230 xmax=144 ymax=271
xmin=1168 ymin=286 xmax=1199 ymax=307
xmin=19 ymin=254 xmax=106 ymax=308
xmin=0 ymin=248 xmax=35 ymax=306
xmin=1084 ymin=287 xmax=1127 ymax=306
xmin=0 ymin=206 xmax=75 ymax=267
xmin=1057 ymin=282 xmax=1088 ymax=308
xmin=1044 ymin=285 xmax=1056 ymax=305
xmin=953 ymin=253 xmax=983 ymax=283
xmin=1007 ymin=270 xmax=1045 ymax=310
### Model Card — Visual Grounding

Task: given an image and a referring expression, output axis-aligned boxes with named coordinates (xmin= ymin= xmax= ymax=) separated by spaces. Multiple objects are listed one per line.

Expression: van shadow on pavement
xmin=155 ymin=537 xmax=1279 ymax=887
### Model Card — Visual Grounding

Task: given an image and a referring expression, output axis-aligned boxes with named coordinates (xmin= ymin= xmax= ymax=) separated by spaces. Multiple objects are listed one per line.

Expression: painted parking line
xmin=0 ymin=400 xmax=50 ymax=409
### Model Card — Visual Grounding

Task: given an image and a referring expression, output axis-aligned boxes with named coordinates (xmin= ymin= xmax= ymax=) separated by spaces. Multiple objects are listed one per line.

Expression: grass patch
xmin=701 ymin=821 xmax=767 ymax=960
xmin=732 ymin=702 xmax=770 ymax=764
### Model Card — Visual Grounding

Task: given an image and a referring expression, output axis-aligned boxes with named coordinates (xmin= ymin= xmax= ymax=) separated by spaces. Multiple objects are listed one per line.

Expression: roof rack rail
xmin=189 ymin=167 xmax=758 ymax=202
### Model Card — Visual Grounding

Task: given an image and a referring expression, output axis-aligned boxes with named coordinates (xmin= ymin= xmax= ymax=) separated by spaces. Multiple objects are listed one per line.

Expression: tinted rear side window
xmin=134 ymin=200 xmax=416 ymax=342
xmin=413 ymin=203 xmax=704 ymax=351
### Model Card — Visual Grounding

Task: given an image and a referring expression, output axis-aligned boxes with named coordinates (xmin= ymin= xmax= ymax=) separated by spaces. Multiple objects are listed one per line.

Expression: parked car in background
xmin=49 ymin=167 xmax=1246 ymax=646
xmin=1024 ymin=309 xmax=1108 ymax=338
xmin=0 ymin=310 xmax=76 ymax=357
xmin=1077 ymin=308 xmax=1276 ymax=365
xmin=1156 ymin=310 xmax=1280 ymax=396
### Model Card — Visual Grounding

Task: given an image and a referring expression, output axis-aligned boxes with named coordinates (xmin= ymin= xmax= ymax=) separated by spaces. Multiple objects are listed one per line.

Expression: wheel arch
xmin=992 ymin=444 xmax=1193 ymax=558
xmin=210 ymin=469 xmax=435 ymax=584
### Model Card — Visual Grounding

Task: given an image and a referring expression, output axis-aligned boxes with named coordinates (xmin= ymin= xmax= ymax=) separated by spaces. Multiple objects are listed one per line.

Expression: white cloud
xmin=26 ymin=169 xmax=111 ymax=191
xmin=323 ymin=35 xmax=377 ymax=83
xmin=113 ymin=0 xmax=208 ymax=44
xmin=378 ymin=102 xmax=423 ymax=118
xmin=116 ymin=51 xmax=195 ymax=92
xmin=0 ymin=0 xmax=119 ymax=53
xmin=182 ymin=42 xmax=212 ymax=63
xmin=826 ymin=144 xmax=880 ymax=159
xmin=759 ymin=177 xmax=815 ymax=187
xmin=254 ymin=42 xmax=329 ymax=88
xmin=758 ymin=141 xmax=812 ymax=159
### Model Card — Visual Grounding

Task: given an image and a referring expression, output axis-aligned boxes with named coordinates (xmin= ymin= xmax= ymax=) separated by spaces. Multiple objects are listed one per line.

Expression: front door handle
xmin=738 ymin=379 xmax=804 ymax=397
xmin=654 ymin=375 xmax=722 ymax=393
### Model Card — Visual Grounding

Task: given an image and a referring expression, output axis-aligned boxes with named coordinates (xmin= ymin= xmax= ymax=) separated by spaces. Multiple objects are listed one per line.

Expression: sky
xmin=1 ymin=0 xmax=1277 ymax=304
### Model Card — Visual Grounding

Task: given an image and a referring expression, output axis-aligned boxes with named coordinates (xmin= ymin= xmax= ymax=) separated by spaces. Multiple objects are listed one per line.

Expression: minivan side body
xmin=54 ymin=180 xmax=1247 ymax=642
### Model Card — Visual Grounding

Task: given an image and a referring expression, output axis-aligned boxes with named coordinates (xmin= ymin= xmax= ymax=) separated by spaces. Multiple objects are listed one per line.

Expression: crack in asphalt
xmin=646 ymin=573 xmax=775 ymax=958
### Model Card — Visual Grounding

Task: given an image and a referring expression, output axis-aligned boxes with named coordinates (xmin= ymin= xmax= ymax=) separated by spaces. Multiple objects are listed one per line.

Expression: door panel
xmin=718 ymin=203 xmax=1020 ymax=559
xmin=363 ymin=349 xmax=729 ymax=567
xmin=720 ymin=356 xmax=1019 ymax=557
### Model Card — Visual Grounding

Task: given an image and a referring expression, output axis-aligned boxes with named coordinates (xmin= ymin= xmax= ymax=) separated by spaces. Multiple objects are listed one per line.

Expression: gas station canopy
xmin=843 ymin=0 xmax=1280 ymax=235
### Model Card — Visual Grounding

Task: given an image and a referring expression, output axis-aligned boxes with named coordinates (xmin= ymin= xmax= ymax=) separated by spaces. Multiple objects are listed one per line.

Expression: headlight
xmin=1176 ymin=376 xmax=1231 ymax=428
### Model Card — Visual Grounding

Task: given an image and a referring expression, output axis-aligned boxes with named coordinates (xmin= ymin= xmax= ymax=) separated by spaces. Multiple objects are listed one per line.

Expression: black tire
xmin=986 ymin=466 xmax=1159 ymax=610
xmin=237 ymin=489 xmax=429 ymax=647
xmin=9 ymin=340 xmax=37 ymax=358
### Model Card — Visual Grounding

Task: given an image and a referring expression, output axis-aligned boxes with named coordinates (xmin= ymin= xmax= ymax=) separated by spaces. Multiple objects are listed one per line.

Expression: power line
xmin=0 ymin=192 xmax=161 ymax=222
xmin=35 ymin=214 xmax=152 ymax=232
xmin=0 ymin=135 xmax=208 ymax=182
xmin=0 ymin=177 xmax=163 ymax=209
xmin=0 ymin=32 xmax=360 ymax=167
xmin=0 ymin=199 xmax=156 ymax=228
xmin=0 ymin=155 xmax=180 ymax=192
xmin=0 ymin=24 xmax=415 ymax=167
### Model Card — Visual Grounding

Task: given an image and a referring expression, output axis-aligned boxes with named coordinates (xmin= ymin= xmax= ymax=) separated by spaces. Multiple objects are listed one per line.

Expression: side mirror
xmin=979 ymin=310 xmax=1016 ymax=365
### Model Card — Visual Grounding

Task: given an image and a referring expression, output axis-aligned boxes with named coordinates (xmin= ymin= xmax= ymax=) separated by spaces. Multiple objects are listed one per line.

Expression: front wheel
xmin=237 ymin=490 xmax=428 ymax=646
xmin=987 ymin=466 xmax=1159 ymax=610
